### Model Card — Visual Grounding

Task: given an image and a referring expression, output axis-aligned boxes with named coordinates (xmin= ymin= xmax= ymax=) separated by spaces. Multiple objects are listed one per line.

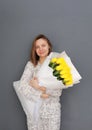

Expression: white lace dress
xmin=14 ymin=61 xmax=63 ymax=130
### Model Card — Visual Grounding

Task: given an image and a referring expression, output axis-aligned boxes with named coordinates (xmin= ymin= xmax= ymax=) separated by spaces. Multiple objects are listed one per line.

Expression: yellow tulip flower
xmin=56 ymin=58 xmax=66 ymax=64
xmin=65 ymin=81 xmax=73 ymax=85
xmin=51 ymin=58 xmax=57 ymax=63
xmin=60 ymin=74 xmax=71 ymax=78
xmin=55 ymin=65 xmax=63 ymax=71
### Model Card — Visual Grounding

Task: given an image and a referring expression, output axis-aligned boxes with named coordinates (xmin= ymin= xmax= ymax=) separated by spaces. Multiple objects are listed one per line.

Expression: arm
xmin=46 ymin=89 xmax=62 ymax=98
xmin=38 ymin=89 xmax=62 ymax=98
xmin=19 ymin=61 xmax=42 ymax=100
xmin=30 ymin=77 xmax=46 ymax=92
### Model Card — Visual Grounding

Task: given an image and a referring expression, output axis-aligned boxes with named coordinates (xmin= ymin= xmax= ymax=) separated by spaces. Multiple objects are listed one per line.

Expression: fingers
xmin=33 ymin=77 xmax=38 ymax=81
xmin=40 ymin=86 xmax=46 ymax=91
xmin=40 ymin=94 xmax=50 ymax=99
xmin=30 ymin=79 xmax=40 ymax=89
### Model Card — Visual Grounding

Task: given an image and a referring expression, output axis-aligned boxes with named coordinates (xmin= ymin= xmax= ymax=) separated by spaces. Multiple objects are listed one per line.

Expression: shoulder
xmin=25 ymin=60 xmax=34 ymax=69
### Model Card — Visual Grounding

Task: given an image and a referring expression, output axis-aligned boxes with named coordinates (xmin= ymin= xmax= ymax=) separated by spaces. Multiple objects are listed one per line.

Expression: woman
xmin=14 ymin=34 xmax=62 ymax=130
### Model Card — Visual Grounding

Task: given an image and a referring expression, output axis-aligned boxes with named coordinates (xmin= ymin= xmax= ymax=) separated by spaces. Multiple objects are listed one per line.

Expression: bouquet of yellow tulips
xmin=49 ymin=57 xmax=73 ymax=86
xmin=37 ymin=51 xmax=82 ymax=89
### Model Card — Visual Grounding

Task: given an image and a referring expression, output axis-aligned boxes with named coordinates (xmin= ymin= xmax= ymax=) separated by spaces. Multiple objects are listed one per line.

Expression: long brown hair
xmin=30 ymin=34 xmax=52 ymax=66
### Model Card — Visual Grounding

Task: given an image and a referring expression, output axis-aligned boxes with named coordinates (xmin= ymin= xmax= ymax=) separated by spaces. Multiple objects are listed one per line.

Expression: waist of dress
xmin=42 ymin=96 xmax=60 ymax=103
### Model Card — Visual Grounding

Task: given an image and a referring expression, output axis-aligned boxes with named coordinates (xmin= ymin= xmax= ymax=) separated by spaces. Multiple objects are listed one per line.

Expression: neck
xmin=39 ymin=57 xmax=46 ymax=64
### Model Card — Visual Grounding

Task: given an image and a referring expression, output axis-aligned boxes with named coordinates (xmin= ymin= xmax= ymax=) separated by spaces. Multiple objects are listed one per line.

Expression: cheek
xmin=44 ymin=47 xmax=49 ymax=55
xmin=44 ymin=46 xmax=49 ymax=50
xmin=46 ymin=47 xmax=50 ymax=53
xmin=35 ymin=49 xmax=39 ymax=55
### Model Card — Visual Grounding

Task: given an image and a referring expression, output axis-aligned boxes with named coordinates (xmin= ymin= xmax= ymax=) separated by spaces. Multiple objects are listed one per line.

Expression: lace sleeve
xmin=19 ymin=61 xmax=42 ymax=100
xmin=47 ymin=89 xmax=62 ymax=97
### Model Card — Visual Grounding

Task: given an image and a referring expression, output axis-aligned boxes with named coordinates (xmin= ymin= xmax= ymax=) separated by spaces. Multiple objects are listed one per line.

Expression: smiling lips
xmin=39 ymin=51 xmax=45 ymax=55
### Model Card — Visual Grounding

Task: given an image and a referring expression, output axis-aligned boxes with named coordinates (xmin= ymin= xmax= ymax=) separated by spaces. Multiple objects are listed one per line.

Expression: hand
xmin=39 ymin=86 xmax=46 ymax=93
xmin=40 ymin=93 xmax=50 ymax=99
xmin=30 ymin=77 xmax=40 ymax=90
xmin=30 ymin=77 xmax=46 ymax=92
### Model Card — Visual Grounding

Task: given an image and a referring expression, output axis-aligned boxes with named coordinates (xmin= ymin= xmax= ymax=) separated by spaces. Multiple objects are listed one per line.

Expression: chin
xmin=39 ymin=52 xmax=49 ymax=57
xmin=40 ymin=54 xmax=46 ymax=57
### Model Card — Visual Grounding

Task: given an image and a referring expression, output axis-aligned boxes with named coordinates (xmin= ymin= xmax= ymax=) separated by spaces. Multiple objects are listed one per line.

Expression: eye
xmin=35 ymin=46 xmax=39 ymax=49
xmin=42 ymin=44 xmax=46 ymax=47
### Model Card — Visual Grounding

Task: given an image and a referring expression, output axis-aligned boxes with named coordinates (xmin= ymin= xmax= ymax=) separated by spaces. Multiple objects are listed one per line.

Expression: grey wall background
xmin=0 ymin=0 xmax=92 ymax=130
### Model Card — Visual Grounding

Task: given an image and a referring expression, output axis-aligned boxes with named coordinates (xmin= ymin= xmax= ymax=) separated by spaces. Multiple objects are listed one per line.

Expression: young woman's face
xmin=35 ymin=38 xmax=50 ymax=58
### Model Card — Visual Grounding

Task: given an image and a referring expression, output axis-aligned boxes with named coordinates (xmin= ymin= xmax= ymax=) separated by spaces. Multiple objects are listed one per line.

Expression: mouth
xmin=39 ymin=52 xmax=45 ymax=54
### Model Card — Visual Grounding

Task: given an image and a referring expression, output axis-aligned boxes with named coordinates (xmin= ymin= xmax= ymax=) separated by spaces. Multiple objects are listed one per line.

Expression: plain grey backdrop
xmin=0 ymin=0 xmax=92 ymax=130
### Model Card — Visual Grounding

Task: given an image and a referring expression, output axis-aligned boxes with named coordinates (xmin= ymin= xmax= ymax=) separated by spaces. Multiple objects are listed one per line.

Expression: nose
xmin=39 ymin=46 xmax=43 ymax=51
